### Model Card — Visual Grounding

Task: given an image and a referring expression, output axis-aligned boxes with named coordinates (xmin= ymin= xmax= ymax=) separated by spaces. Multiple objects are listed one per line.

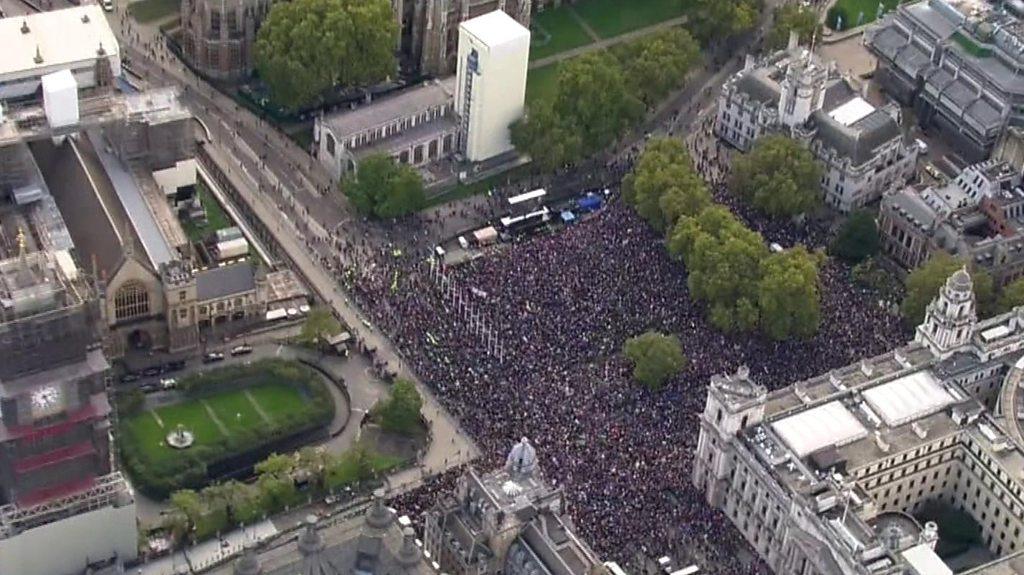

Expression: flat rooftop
xmin=460 ymin=9 xmax=531 ymax=46
xmin=0 ymin=5 xmax=119 ymax=81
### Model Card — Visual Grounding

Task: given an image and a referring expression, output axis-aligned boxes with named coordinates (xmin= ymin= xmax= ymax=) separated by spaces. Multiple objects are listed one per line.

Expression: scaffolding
xmin=0 ymin=472 xmax=132 ymax=538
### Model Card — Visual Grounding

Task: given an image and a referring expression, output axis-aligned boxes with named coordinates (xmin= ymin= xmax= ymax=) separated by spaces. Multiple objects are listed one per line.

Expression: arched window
xmin=326 ymin=133 xmax=336 ymax=156
xmin=114 ymin=281 xmax=150 ymax=321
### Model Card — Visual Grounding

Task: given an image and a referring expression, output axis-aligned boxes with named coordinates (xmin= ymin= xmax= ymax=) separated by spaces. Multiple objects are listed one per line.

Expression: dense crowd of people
xmin=341 ymin=189 xmax=907 ymax=571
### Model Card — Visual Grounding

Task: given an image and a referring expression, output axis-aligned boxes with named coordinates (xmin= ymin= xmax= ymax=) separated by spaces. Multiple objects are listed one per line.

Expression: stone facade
xmin=179 ymin=0 xmax=271 ymax=80
xmin=694 ymin=270 xmax=1024 ymax=574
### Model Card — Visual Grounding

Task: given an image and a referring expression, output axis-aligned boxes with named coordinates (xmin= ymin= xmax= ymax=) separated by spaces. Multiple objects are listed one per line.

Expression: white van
xmin=100 ymin=0 xmax=114 ymax=12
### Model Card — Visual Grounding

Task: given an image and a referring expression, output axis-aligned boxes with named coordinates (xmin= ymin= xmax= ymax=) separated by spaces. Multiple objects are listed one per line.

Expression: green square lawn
xmin=526 ymin=63 xmax=561 ymax=107
xmin=530 ymin=7 xmax=593 ymax=61
xmin=247 ymin=384 xmax=309 ymax=421
xmin=573 ymin=0 xmax=685 ymax=38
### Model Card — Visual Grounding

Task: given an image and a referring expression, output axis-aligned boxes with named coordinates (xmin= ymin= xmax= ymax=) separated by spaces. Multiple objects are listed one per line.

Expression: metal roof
xmin=459 ymin=9 xmax=531 ymax=47
xmin=771 ymin=401 xmax=868 ymax=458
xmin=862 ymin=371 xmax=954 ymax=427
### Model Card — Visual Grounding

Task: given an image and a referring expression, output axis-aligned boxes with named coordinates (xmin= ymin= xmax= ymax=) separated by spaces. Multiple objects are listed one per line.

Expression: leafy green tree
xmin=830 ymin=211 xmax=880 ymax=263
xmin=298 ymin=307 xmax=342 ymax=346
xmin=730 ymin=135 xmax=822 ymax=218
xmin=623 ymin=138 xmax=710 ymax=232
xmin=255 ymin=452 xmax=295 ymax=478
xmin=510 ymin=103 xmax=583 ymax=171
xmin=669 ymin=206 xmax=768 ymax=332
xmin=768 ymin=4 xmax=819 ymax=50
xmin=999 ymin=278 xmax=1024 ymax=314
xmin=622 ymin=331 xmax=686 ymax=390
xmin=343 ymin=154 xmax=426 ymax=219
xmin=902 ymin=253 xmax=995 ymax=324
xmin=616 ymin=28 xmax=701 ymax=107
xmin=255 ymin=0 xmax=397 ymax=109
xmin=377 ymin=379 xmax=423 ymax=435
xmin=758 ymin=246 xmax=822 ymax=340
xmin=688 ymin=0 xmax=759 ymax=42
xmin=168 ymin=489 xmax=203 ymax=541
xmin=552 ymin=51 xmax=644 ymax=155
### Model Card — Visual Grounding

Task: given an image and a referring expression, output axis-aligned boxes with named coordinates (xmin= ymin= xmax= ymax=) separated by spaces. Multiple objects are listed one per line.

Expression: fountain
xmin=166 ymin=424 xmax=195 ymax=449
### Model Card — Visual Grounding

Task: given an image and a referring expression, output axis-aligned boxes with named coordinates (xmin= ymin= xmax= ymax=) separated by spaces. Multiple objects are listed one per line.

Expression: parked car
xmin=100 ymin=0 xmax=114 ymax=11
xmin=164 ymin=360 xmax=186 ymax=372
xmin=203 ymin=351 xmax=225 ymax=363
xmin=230 ymin=344 xmax=253 ymax=356
xmin=142 ymin=366 xmax=162 ymax=377
xmin=121 ymin=373 xmax=140 ymax=384
xmin=159 ymin=378 xmax=177 ymax=390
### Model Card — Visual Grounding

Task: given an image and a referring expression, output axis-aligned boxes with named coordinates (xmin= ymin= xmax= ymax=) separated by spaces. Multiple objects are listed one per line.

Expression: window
xmin=326 ymin=133 xmax=336 ymax=156
xmin=179 ymin=290 xmax=187 ymax=303
xmin=114 ymin=281 xmax=150 ymax=321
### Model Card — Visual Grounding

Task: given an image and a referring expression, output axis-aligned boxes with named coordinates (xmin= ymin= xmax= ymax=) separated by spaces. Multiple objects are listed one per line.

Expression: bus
xmin=508 ymin=188 xmax=547 ymax=208
xmin=499 ymin=206 xmax=550 ymax=235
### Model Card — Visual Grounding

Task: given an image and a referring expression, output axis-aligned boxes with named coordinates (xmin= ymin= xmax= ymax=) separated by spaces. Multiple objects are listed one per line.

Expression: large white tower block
xmin=455 ymin=10 xmax=530 ymax=163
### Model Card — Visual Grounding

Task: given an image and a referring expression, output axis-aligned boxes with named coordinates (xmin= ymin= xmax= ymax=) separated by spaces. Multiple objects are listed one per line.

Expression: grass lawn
xmin=828 ymin=0 xmax=903 ymax=30
xmin=526 ymin=62 xmax=561 ymax=107
xmin=529 ymin=7 xmax=594 ymax=61
xmin=122 ymin=383 xmax=309 ymax=465
xmin=573 ymin=0 xmax=685 ymax=39
xmin=128 ymin=0 xmax=180 ymax=23
xmin=182 ymin=179 xmax=232 ymax=243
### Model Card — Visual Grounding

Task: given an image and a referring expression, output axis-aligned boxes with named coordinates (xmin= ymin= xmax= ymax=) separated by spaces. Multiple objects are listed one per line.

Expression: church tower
xmin=916 ymin=267 xmax=977 ymax=358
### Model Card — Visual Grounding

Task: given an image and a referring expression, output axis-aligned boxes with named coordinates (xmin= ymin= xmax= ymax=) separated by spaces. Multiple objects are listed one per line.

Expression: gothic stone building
xmin=179 ymin=0 xmax=272 ymax=80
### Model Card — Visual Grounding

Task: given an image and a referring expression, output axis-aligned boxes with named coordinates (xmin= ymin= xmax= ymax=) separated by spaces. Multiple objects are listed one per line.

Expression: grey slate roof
xmin=322 ymin=77 xmax=456 ymax=139
xmin=196 ymin=262 xmax=256 ymax=301
xmin=812 ymin=108 xmax=903 ymax=166
xmin=734 ymin=71 xmax=780 ymax=105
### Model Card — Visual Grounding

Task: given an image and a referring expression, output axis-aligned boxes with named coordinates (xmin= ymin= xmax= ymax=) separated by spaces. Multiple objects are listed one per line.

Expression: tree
xmin=514 ymin=51 xmax=643 ymax=167
xmin=767 ymin=4 xmax=819 ymax=50
xmin=255 ymin=452 xmax=295 ymax=478
xmin=622 ymin=138 xmax=710 ymax=232
xmin=343 ymin=154 xmax=426 ymax=219
xmin=510 ymin=103 xmax=583 ymax=171
xmin=668 ymin=206 xmax=767 ymax=332
xmin=616 ymin=28 xmax=701 ymax=108
xmin=376 ymin=379 xmax=423 ymax=435
xmin=901 ymin=252 xmax=995 ymax=325
xmin=255 ymin=0 xmax=397 ymax=110
xmin=688 ymin=0 xmax=759 ymax=42
xmin=552 ymin=51 xmax=644 ymax=155
xmin=830 ymin=211 xmax=880 ymax=263
xmin=999 ymin=278 xmax=1024 ymax=314
xmin=298 ymin=307 xmax=342 ymax=347
xmin=168 ymin=489 xmax=203 ymax=541
xmin=758 ymin=246 xmax=822 ymax=340
xmin=115 ymin=388 xmax=145 ymax=416
xmin=730 ymin=135 xmax=822 ymax=219
xmin=622 ymin=331 xmax=686 ymax=390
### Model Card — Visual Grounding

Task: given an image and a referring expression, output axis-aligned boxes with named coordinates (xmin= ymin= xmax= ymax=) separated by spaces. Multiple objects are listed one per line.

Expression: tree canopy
xmin=669 ymin=206 xmax=768 ymax=332
xmin=622 ymin=138 xmax=710 ymax=232
xmin=343 ymin=154 xmax=426 ymax=219
xmin=901 ymin=252 xmax=995 ymax=325
xmin=758 ymin=246 xmax=822 ymax=340
xmin=830 ymin=211 xmax=881 ymax=263
xmin=376 ymin=379 xmax=424 ymax=435
xmin=623 ymin=331 xmax=686 ymax=390
xmin=255 ymin=0 xmax=397 ymax=110
xmin=730 ymin=135 xmax=822 ymax=219
xmin=298 ymin=307 xmax=343 ymax=346
xmin=999 ymin=278 xmax=1024 ymax=314
xmin=687 ymin=0 xmax=759 ymax=42
xmin=512 ymin=31 xmax=700 ymax=170
xmin=615 ymin=28 xmax=701 ymax=108
xmin=767 ymin=4 xmax=819 ymax=50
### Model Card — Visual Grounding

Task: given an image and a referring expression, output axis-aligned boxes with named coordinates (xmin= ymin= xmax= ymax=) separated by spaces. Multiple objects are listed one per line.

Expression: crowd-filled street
xmin=332 ymin=183 xmax=907 ymax=570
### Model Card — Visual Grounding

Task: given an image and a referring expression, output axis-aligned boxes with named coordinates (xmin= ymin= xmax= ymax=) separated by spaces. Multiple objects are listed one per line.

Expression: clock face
xmin=30 ymin=385 xmax=63 ymax=418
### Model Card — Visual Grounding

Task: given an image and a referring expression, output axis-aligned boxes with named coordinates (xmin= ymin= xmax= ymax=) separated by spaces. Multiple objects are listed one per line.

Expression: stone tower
xmin=915 ymin=267 xmax=977 ymax=358
xmin=777 ymin=32 xmax=828 ymax=129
